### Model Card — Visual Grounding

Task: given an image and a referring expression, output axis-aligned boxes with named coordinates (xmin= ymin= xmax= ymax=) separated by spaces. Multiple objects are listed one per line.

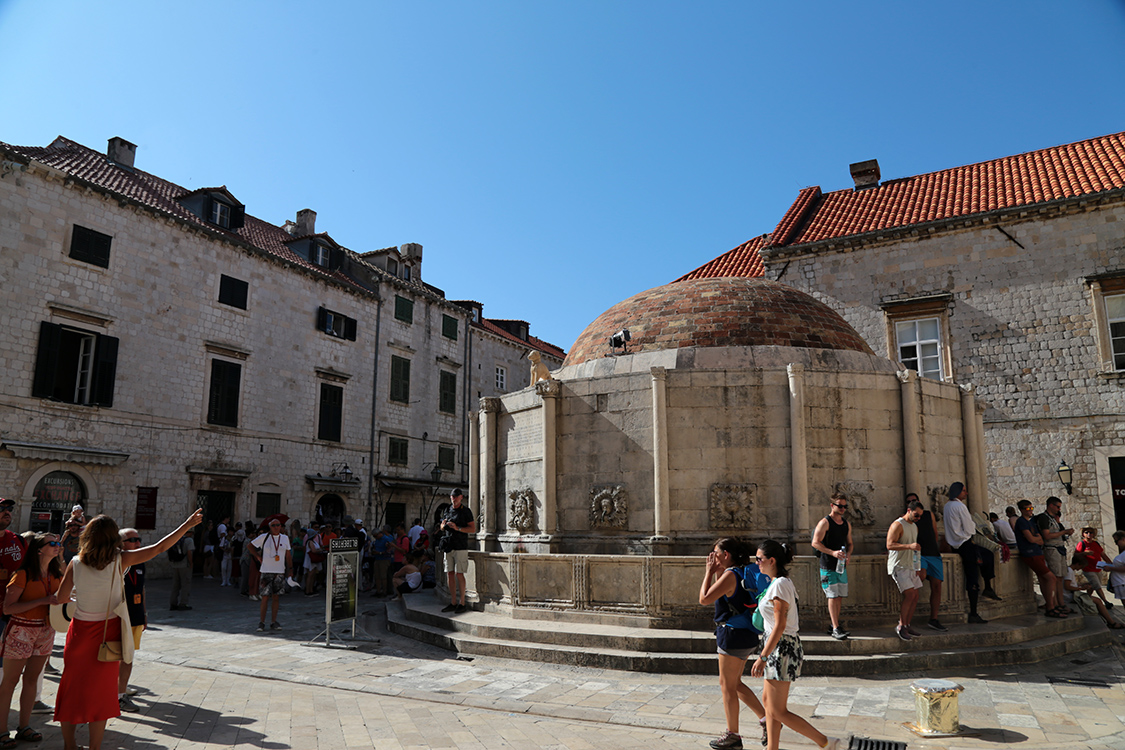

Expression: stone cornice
xmin=2 ymin=440 xmax=129 ymax=466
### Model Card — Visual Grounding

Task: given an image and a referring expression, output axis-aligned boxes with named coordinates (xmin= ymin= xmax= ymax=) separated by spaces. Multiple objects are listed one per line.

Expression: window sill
xmin=1096 ymin=370 xmax=1125 ymax=381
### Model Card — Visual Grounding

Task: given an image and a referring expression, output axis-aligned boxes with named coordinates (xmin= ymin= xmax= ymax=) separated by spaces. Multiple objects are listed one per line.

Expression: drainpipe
xmin=366 ymin=285 xmax=383 ymax=526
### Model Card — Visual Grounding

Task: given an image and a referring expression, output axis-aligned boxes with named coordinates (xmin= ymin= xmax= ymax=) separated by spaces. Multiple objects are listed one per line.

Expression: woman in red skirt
xmin=54 ymin=510 xmax=202 ymax=750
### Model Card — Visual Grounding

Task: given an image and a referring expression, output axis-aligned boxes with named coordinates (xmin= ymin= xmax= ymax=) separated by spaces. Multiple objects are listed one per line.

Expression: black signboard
xmin=327 ymin=537 xmax=359 ymax=625
xmin=135 ymin=487 xmax=158 ymax=530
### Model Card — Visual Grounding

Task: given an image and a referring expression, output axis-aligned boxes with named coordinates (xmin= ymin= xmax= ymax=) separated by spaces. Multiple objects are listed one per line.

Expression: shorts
xmin=715 ymin=624 xmax=759 ymax=660
xmin=819 ymin=568 xmax=848 ymax=598
xmin=1019 ymin=554 xmax=1050 ymax=576
xmin=891 ymin=568 xmax=923 ymax=593
xmin=1081 ymin=570 xmax=1105 ymax=591
xmin=259 ymin=572 xmax=286 ymax=597
xmin=1044 ymin=547 xmax=1067 ymax=578
xmin=303 ymin=556 xmax=323 ymax=572
xmin=1112 ymin=584 xmax=1125 ymax=602
xmin=396 ymin=581 xmax=420 ymax=595
xmin=762 ymin=633 xmax=803 ymax=682
xmin=0 ymin=617 xmax=54 ymax=660
xmin=444 ymin=549 xmax=469 ymax=575
xmin=131 ymin=624 xmax=144 ymax=651
xmin=920 ymin=555 xmax=944 ymax=581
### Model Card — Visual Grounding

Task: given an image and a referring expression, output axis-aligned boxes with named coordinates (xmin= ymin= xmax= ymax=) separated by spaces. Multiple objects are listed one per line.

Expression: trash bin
xmin=907 ymin=678 xmax=964 ymax=735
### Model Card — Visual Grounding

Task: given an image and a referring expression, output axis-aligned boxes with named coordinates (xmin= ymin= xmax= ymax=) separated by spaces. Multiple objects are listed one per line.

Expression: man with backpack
xmin=168 ymin=532 xmax=194 ymax=611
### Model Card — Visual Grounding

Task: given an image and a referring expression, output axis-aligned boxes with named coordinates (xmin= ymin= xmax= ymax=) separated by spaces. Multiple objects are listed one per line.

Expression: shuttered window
xmin=439 ymin=371 xmax=456 ymax=414
xmin=207 ymin=359 xmax=241 ymax=427
xmin=318 ymin=383 xmax=343 ymax=442
xmin=31 ymin=321 xmax=118 ymax=406
xmin=390 ymin=356 xmax=410 ymax=403
xmin=69 ymin=225 xmax=112 ymax=268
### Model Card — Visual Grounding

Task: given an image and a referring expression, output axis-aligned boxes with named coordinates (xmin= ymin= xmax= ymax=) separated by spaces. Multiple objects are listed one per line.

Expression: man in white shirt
xmin=250 ymin=519 xmax=293 ymax=633
xmin=943 ymin=482 xmax=987 ymax=624
xmin=408 ymin=518 xmax=426 ymax=548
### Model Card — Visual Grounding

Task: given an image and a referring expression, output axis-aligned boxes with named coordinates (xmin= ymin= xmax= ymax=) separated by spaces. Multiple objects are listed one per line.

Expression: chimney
xmin=399 ymin=243 xmax=423 ymax=262
xmin=295 ymin=208 xmax=316 ymax=236
xmin=850 ymin=159 xmax=880 ymax=190
xmin=107 ymin=137 xmax=136 ymax=169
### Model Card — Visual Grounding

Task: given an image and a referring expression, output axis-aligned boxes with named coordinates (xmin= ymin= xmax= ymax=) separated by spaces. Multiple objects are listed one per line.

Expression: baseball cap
xmin=0 ymin=498 xmax=15 ymax=510
xmin=450 ymin=488 xmax=464 ymax=498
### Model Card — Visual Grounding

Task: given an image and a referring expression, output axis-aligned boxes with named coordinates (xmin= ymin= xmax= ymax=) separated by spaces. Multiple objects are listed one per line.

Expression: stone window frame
xmin=390 ymin=355 xmax=411 ymax=404
xmin=316 ymin=381 xmax=344 ymax=442
xmin=881 ymin=293 xmax=953 ymax=382
xmin=217 ymin=274 xmax=249 ymax=311
xmin=394 ymin=295 xmax=414 ymax=324
xmin=438 ymin=370 xmax=457 ymax=414
xmin=437 ymin=445 xmax=456 ymax=472
xmin=441 ymin=314 xmax=458 ymax=340
xmin=1087 ymin=273 xmax=1125 ymax=375
xmin=495 ymin=365 xmax=507 ymax=391
xmin=68 ymin=224 xmax=112 ymax=269
xmin=388 ymin=436 xmax=409 ymax=466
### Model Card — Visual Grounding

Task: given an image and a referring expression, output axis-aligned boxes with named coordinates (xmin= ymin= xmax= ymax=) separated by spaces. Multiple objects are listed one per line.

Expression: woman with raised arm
xmin=53 ymin=510 xmax=202 ymax=750
xmin=750 ymin=540 xmax=843 ymax=750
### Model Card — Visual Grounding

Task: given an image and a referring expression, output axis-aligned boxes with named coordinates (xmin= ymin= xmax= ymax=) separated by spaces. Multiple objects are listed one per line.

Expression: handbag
xmin=97 ymin=556 xmax=134 ymax=663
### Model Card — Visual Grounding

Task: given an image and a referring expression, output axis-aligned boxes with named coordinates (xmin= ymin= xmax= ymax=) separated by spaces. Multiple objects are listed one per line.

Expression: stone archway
xmin=315 ymin=494 xmax=346 ymax=528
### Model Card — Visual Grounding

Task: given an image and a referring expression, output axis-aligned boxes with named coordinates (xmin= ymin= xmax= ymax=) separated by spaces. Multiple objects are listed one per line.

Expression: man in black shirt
xmin=439 ymin=489 xmax=475 ymax=614
xmin=118 ymin=528 xmax=146 ymax=711
xmin=810 ymin=492 xmax=852 ymax=640
xmin=911 ymin=493 xmax=947 ymax=632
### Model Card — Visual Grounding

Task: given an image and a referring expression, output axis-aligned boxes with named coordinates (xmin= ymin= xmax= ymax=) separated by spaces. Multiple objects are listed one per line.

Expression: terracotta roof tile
xmin=475 ymin=319 xmax=565 ymax=360
xmin=766 ymin=130 xmax=1125 ymax=249
xmin=676 ymin=235 xmax=768 ymax=281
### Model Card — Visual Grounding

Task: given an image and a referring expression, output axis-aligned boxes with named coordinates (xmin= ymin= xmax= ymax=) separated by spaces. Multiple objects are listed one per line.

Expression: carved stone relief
xmin=589 ymin=485 xmax=628 ymax=529
xmin=508 ymin=488 xmax=537 ymax=533
xmin=927 ymin=485 xmax=950 ymax=523
xmin=708 ymin=483 xmax=756 ymax=529
xmin=834 ymin=480 xmax=876 ymax=527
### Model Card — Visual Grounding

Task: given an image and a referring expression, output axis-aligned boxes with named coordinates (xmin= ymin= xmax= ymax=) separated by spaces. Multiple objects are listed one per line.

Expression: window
xmin=218 ymin=275 xmax=248 ymax=310
xmin=207 ymin=359 xmax=242 ymax=427
xmin=256 ymin=492 xmax=281 ymax=518
xmin=318 ymin=383 xmax=343 ymax=442
xmin=495 ymin=366 xmax=506 ymax=391
xmin=439 ymin=371 xmax=457 ymax=414
xmin=211 ymin=201 xmax=231 ymax=228
xmin=388 ymin=437 xmax=408 ymax=466
xmin=69 ymin=225 xmax=112 ymax=268
xmin=881 ymin=294 xmax=952 ymax=382
xmin=386 ymin=258 xmax=398 ymax=277
xmin=895 ymin=318 xmax=944 ymax=380
xmin=313 ymin=244 xmax=332 ymax=267
xmin=390 ymin=356 xmax=411 ymax=403
xmin=317 ymin=306 xmax=357 ymax=340
xmin=394 ymin=296 xmax=413 ymax=323
xmin=402 ymin=265 xmax=411 ymax=281
xmin=442 ymin=314 xmax=458 ymax=340
xmin=32 ymin=322 xmax=118 ymax=406
xmin=438 ymin=445 xmax=456 ymax=472
xmin=1107 ymin=293 xmax=1125 ymax=371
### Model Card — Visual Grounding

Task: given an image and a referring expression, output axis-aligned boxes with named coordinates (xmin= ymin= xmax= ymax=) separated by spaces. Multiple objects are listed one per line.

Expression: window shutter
xmin=344 ymin=316 xmax=357 ymax=341
xmin=330 ymin=247 xmax=344 ymax=271
xmin=317 ymin=306 xmax=329 ymax=333
xmin=202 ymin=194 xmax=214 ymax=224
xmin=32 ymin=322 xmax=62 ymax=399
xmin=230 ymin=205 xmax=245 ymax=229
xmin=318 ymin=384 xmax=343 ymax=442
xmin=91 ymin=334 xmax=119 ymax=407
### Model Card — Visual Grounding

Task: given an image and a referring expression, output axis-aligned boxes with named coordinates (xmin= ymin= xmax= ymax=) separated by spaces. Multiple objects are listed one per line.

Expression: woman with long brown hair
xmin=0 ymin=532 xmax=64 ymax=747
xmin=53 ymin=510 xmax=201 ymax=750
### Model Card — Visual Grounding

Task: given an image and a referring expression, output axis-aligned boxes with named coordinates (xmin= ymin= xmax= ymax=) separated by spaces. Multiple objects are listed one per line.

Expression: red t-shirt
xmin=0 ymin=530 xmax=26 ymax=573
xmin=1076 ymin=539 xmax=1104 ymax=572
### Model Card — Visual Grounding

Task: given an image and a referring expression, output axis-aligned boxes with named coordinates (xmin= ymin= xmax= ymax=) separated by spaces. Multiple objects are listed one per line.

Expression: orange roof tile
xmin=676 ymin=235 xmax=768 ymax=281
xmin=766 ymin=130 xmax=1125 ymax=249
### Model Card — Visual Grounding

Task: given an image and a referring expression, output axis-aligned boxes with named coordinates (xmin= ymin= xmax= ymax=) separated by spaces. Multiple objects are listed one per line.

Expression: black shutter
xmin=330 ymin=247 xmax=344 ymax=271
xmin=318 ymin=384 xmax=343 ymax=442
xmin=230 ymin=205 xmax=245 ymax=229
xmin=201 ymin=194 xmax=214 ymax=224
xmin=317 ymin=306 xmax=329 ymax=333
xmin=91 ymin=334 xmax=119 ymax=407
xmin=32 ymin=322 xmax=62 ymax=399
xmin=344 ymin=316 xmax=357 ymax=341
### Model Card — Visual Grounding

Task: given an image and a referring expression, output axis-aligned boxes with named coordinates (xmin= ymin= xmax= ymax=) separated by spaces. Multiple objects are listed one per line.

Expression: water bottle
xmin=836 ymin=547 xmax=846 ymax=574
xmin=913 ymin=549 xmax=921 ymax=570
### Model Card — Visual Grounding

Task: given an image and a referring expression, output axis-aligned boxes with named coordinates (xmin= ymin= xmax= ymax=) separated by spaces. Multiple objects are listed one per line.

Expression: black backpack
xmin=168 ymin=540 xmax=186 ymax=562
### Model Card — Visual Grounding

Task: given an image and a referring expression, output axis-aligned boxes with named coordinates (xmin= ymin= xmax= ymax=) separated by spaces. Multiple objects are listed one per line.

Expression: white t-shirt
xmin=759 ymin=576 xmax=800 ymax=636
xmin=408 ymin=524 xmax=425 ymax=546
xmin=993 ymin=519 xmax=1017 ymax=546
xmin=1062 ymin=566 xmax=1076 ymax=603
xmin=1110 ymin=549 xmax=1125 ymax=593
xmin=251 ymin=532 xmax=291 ymax=575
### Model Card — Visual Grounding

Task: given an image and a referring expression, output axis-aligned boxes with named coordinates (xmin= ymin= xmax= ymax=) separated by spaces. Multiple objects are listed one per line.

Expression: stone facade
xmin=763 ymin=196 xmax=1125 ymax=534
xmin=0 ymin=136 xmax=561 ymax=571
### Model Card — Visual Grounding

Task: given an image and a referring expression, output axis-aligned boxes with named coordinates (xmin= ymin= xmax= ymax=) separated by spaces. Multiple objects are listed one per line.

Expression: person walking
xmin=439 ymin=489 xmax=475 ymax=614
xmin=54 ymin=510 xmax=201 ymax=750
xmin=249 ymin=519 xmax=292 ymax=632
xmin=886 ymin=500 xmax=924 ymax=641
xmin=750 ymin=540 xmax=842 ymax=750
xmin=809 ymin=493 xmax=851 ymax=640
xmin=699 ymin=537 xmax=767 ymax=750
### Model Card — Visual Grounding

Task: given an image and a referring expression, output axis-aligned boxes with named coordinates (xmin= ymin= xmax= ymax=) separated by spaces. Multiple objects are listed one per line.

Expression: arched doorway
xmin=315 ymin=494 xmax=346 ymax=528
xmin=31 ymin=471 xmax=86 ymax=534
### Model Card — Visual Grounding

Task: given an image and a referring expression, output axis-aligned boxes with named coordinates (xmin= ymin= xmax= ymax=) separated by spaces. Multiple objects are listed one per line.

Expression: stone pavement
xmin=20 ymin=577 xmax=1125 ymax=749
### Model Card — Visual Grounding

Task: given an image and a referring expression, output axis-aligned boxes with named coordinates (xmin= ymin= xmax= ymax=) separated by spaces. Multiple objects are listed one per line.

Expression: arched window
xmin=32 ymin=471 xmax=86 ymax=534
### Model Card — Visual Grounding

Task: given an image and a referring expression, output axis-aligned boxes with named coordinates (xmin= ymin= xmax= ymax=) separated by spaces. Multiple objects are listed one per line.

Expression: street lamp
xmin=1056 ymin=460 xmax=1073 ymax=495
xmin=330 ymin=462 xmax=353 ymax=482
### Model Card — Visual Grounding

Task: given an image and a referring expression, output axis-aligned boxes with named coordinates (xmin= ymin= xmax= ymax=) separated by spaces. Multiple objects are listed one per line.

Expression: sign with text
xmin=326 ymin=537 xmax=359 ymax=625
xmin=135 ymin=487 xmax=158 ymax=530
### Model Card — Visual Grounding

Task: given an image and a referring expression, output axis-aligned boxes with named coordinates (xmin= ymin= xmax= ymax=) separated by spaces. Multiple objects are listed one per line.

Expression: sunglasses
xmin=755 ymin=555 xmax=766 ymax=562
xmin=124 ymin=537 xmax=142 ymax=543
xmin=833 ymin=503 xmax=848 ymax=509
xmin=46 ymin=541 xmax=61 ymax=547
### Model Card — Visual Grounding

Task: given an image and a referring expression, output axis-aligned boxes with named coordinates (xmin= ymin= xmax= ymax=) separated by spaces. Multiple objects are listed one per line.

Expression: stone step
xmin=386 ymin=592 xmax=1115 ymax=676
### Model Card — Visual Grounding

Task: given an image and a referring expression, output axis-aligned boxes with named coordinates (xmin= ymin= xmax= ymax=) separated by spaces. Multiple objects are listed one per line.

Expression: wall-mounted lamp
xmin=609 ymin=328 xmax=631 ymax=354
xmin=330 ymin=462 xmax=354 ymax=482
xmin=1056 ymin=460 xmax=1072 ymax=495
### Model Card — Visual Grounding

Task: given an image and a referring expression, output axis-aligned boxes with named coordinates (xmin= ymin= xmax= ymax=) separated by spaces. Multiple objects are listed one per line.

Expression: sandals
xmin=1045 ymin=607 xmax=1069 ymax=618
xmin=14 ymin=727 xmax=42 ymax=742
xmin=0 ymin=733 xmax=15 ymax=750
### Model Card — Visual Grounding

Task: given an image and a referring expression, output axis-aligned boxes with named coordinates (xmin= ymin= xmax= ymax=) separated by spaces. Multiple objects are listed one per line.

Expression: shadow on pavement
xmin=111 ymin=700 xmax=287 ymax=749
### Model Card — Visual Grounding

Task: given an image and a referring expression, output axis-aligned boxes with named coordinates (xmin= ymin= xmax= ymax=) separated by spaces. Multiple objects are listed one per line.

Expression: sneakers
xmin=30 ymin=701 xmax=52 ymax=714
xmin=983 ymin=587 xmax=1002 ymax=601
xmin=455 ymin=604 xmax=467 ymax=614
xmin=830 ymin=627 xmax=849 ymax=640
xmin=126 ymin=686 xmax=139 ymax=696
xmin=759 ymin=717 xmax=768 ymax=747
xmin=257 ymin=621 xmax=265 ymax=632
xmin=119 ymin=695 xmax=140 ymax=712
xmin=821 ymin=738 xmax=843 ymax=750
xmin=968 ymin=613 xmax=988 ymax=624
xmin=905 ymin=625 xmax=922 ymax=637
xmin=709 ymin=730 xmax=744 ymax=750
xmin=270 ymin=621 xmax=282 ymax=630
xmin=896 ymin=625 xmax=912 ymax=641
xmin=927 ymin=619 xmax=948 ymax=632
xmin=249 ymin=595 xmax=260 ymax=602
xmin=441 ymin=604 xmax=458 ymax=613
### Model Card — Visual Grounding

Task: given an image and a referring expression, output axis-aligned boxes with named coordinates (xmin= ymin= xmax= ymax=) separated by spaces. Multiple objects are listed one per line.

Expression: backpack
xmin=722 ymin=565 xmax=770 ymax=633
xmin=168 ymin=540 xmax=186 ymax=562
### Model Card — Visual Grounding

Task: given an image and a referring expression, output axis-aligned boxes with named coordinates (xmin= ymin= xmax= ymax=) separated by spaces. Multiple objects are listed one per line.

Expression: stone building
xmin=0 ymin=135 xmax=562 ymax=566
xmin=685 ymin=131 xmax=1125 ymax=535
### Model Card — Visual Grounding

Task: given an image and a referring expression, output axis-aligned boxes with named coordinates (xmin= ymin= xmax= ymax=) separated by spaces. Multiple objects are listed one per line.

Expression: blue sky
xmin=3 ymin=1 xmax=1125 ymax=351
